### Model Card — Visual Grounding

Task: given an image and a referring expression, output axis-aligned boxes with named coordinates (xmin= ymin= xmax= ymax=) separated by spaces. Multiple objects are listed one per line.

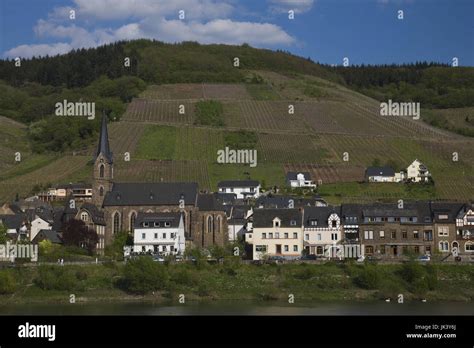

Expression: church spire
xmin=96 ymin=113 xmax=113 ymax=164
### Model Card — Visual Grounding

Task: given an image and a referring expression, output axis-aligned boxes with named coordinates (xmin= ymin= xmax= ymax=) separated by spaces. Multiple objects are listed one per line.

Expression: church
xmin=81 ymin=115 xmax=227 ymax=252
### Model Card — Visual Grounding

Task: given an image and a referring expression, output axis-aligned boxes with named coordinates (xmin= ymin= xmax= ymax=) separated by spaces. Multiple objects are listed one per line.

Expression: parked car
xmin=300 ymin=254 xmax=317 ymax=261
xmin=267 ymin=255 xmax=285 ymax=263
xmin=417 ymin=255 xmax=431 ymax=262
xmin=152 ymin=255 xmax=165 ymax=262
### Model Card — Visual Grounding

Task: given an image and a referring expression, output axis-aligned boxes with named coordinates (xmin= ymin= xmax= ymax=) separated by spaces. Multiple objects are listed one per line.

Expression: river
xmin=1 ymin=300 xmax=473 ymax=315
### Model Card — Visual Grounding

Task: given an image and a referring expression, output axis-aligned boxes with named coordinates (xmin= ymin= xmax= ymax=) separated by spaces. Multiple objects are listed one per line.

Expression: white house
xmin=406 ymin=159 xmax=430 ymax=183
xmin=29 ymin=215 xmax=52 ymax=241
xmin=247 ymin=208 xmax=303 ymax=260
xmin=217 ymin=180 xmax=260 ymax=199
xmin=133 ymin=212 xmax=185 ymax=255
xmin=286 ymin=172 xmax=316 ymax=188
xmin=303 ymin=206 xmax=343 ymax=259
xmin=456 ymin=204 xmax=474 ymax=254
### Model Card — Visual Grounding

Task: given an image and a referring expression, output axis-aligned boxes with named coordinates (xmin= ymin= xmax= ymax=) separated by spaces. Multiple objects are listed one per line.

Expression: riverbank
xmin=0 ymin=260 xmax=473 ymax=306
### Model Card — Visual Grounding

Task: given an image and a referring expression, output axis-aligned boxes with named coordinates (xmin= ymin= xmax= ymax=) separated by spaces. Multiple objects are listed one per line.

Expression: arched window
xmin=130 ymin=212 xmax=137 ymax=233
xmin=207 ymin=216 xmax=213 ymax=234
xmin=113 ymin=212 xmax=121 ymax=234
xmin=99 ymin=186 xmax=104 ymax=197
xmin=80 ymin=212 xmax=88 ymax=222
xmin=216 ymin=216 xmax=222 ymax=233
xmin=99 ymin=164 xmax=105 ymax=178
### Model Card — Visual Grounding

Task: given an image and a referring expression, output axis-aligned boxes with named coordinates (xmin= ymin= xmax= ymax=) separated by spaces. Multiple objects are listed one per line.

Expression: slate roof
xmin=80 ymin=203 xmax=106 ymax=225
xmin=95 ymin=114 xmax=113 ymax=164
xmin=303 ymin=206 xmax=341 ymax=228
xmin=217 ymin=180 xmax=259 ymax=188
xmin=253 ymin=208 xmax=302 ymax=228
xmin=103 ymin=182 xmax=198 ymax=206
xmin=134 ymin=212 xmax=182 ymax=228
xmin=0 ymin=213 xmax=26 ymax=230
xmin=361 ymin=202 xmax=432 ymax=222
xmin=286 ymin=172 xmax=311 ymax=181
xmin=256 ymin=195 xmax=326 ymax=209
xmin=197 ymin=193 xmax=224 ymax=211
xmin=365 ymin=166 xmax=395 ymax=177
xmin=429 ymin=202 xmax=465 ymax=222
xmin=32 ymin=229 xmax=62 ymax=244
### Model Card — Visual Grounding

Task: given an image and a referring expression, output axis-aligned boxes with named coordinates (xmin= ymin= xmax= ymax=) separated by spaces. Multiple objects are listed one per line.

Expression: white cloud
xmin=4 ymin=43 xmax=73 ymax=58
xmin=268 ymin=0 xmax=315 ymax=14
xmin=3 ymin=0 xmax=296 ymax=58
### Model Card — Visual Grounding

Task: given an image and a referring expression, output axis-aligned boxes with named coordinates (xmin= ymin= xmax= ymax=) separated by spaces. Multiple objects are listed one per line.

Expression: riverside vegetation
xmin=0 ymin=256 xmax=473 ymax=305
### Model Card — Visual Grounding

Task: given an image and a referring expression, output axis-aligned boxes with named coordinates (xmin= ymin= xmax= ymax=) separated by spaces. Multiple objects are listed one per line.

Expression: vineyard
xmin=139 ymin=83 xmax=252 ymax=100
xmin=284 ymin=163 xmax=366 ymax=184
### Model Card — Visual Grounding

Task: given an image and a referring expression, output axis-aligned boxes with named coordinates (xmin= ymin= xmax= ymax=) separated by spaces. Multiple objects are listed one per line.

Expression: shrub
xmin=354 ymin=264 xmax=380 ymax=289
xmin=117 ymin=257 xmax=169 ymax=294
xmin=194 ymin=100 xmax=224 ymax=127
xmin=0 ymin=270 xmax=17 ymax=294
xmin=34 ymin=266 xmax=77 ymax=291
xmin=398 ymin=261 xmax=424 ymax=283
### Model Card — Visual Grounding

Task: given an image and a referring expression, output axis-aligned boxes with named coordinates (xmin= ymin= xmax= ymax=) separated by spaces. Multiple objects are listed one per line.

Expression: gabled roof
xmin=103 ymin=182 xmax=198 ymax=206
xmin=0 ymin=213 xmax=26 ymax=230
xmin=197 ymin=193 xmax=224 ymax=211
xmin=95 ymin=114 xmax=113 ymax=164
xmin=430 ymin=202 xmax=465 ymax=222
xmin=32 ymin=229 xmax=62 ymax=244
xmin=135 ymin=212 xmax=182 ymax=228
xmin=286 ymin=172 xmax=311 ymax=181
xmin=79 ymin=203 xmax=106 ymax=225
xmin=253 ymin=208 xmax=302 ymax=228
xmin=217 ymin=180 xmax=259 ymax=188
xmin=365 ymin=166 xmax=395 ymax=177
xmin=304 ymin=206 xmax=341 ymax=228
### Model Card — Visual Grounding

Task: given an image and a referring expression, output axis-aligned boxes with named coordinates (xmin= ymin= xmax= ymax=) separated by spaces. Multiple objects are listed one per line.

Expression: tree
xmin=62 ymin=219 xmax=98 ymax=254
xmin=0 ymin=223 xmax=8 ymax=244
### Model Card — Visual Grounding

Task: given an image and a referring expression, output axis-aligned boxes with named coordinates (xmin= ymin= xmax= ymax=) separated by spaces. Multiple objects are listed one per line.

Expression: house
xmin=76 ymin=203 xmax=106 ymax=252
xmin=303 ymin=206 xmax=343 ymax=258
xmin=246 ymin=208 xmax=303 ymax=260
xmin=286 ymin=172 xmax=316 ymax=188
xmin=0 ymin=213 xmax=28 ymax=241
xmin=133 ymin=212 xmax=185 ymax=255
xmin=38 ymin=183 xmax=93 ymax=202
xmin=226 ymin=205 xmax=249 ymax=241
xmin=32 ymin=229 xmax=63 ymax=245
xmin=455 ymin=203 xmax=474 ymax=255
xmin=365 ymin=166 xmax=396 ymax=182
xmin=359 ymin=202 xmax=434 ymax=258
xmin=430 ymin=202 xmax=465 ymax=257
xmin=256 ymin=195 xmax=327 ymax=209
xmin=406 ymin=159 xmax=430 ymax=183
xmin=217 ymin=180 xmax=260 ymax=199
xmin=28 ymin=210 xmax=54 ymax=241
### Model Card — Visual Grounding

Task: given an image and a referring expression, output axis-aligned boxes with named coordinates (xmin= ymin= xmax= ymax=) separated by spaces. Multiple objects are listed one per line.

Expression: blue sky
xmin=0 ymin=0 xmax=473 ymax=66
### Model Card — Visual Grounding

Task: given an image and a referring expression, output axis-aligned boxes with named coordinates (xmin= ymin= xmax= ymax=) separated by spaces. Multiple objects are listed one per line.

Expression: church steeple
xmin=96 ymin=113 xmax=113 ymax=164
xmin=92 ymin=114 xmax=113 ymax=206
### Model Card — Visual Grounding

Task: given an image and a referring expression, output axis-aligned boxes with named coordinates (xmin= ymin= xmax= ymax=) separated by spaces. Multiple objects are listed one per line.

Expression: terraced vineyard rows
xmin=114 ymin=159 xmax=211 ymax=190
xmin=122 ymin=99 xmax=195 ymax=124
xmin=174 ymin=127 xmax=225 ymax=162
xmin=0 ymin=156 xmax=90 ymax=203
xmin=109 ymin=122 xmax=146 ymax=155
xmin=140 ymin=84 xmax=252 ymax=100
xmin=284 ymin=163 xmax=365 ymax=184
xmin=257 ymin=133 xmax=325 ymax=163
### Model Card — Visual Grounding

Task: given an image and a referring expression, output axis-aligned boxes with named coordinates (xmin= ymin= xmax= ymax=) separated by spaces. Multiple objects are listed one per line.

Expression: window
xmin=413 ymin=231 xmax=419 ymax=239
xmin=80 ymin=212 xmax=88 ymax=222
xmin=165 ymin=222 xmax=171 ymax=227
xmin=207 ymin=216 xmax=213 ymax=234
xmin=365 ymin=246 xmax=374 ymax=255
xmin=391 ymin=231 xmax=396 ymax=239
xmin=143 ymin=222 xmax=149 ymax=227
xmin=438 ymin=226 xmax=449 ymax=237
xmin=402 ymin=231 xmax=407 ymax=239
xmin=154 ymin=222 xmax=160 ymax=227
xmin=269 ymin=233 xmax=273 ymax=239
xmin=414 ymin=246 xmax=420 ymax=254
xmin=466 ymin=243 xmax=474 ymax=252
xmin=154 ymin=233 xmax=158 ymax=239
xmin=316 ymin=246 xmax=323 ymax=255
xmin=142 ymin=246 xmax=146 ymax=252
xmin=331 ymin=233 xmax=337 ymax=241
xmin=332 ymin=220 xmax=337 ymax=228
xmin=113 ymin=212 xmax=121 ymax=234
xmin=425 ymin=246 xmax=431 ymax=254
xmin=293 ymin=232 xmax=298 ymax=239
xmin=141 ymin=233 xmax=146 ymax=240
xmin=284 ymin=233 xmax=288 ymax=238
xmin=439 ymin=241 xmax=449 ymax=252
xmin=293 ymin=245 xmax=298 ymax=252
xmin=284 ymin=245 xmax=289 ymax=252
xmin=262 ymin=233 xmax=267 ymax=239
xmin=99 ymin=186 xmax=104 ymax=197
xmin=379 ymin=230 xmax=385 ymax=239
xmin=99 ymin=164 xmax=105 ymax=178
xmin=130 ymin=212 xmax=136 ymax=233
xmin=424 ymin=230 xmax=433 ymax=241
xmin=364 ymin=231 xmax=373 ymax=240
xmin=317 ymin=233 xmax=321 ymax=241
xmin=438 ymin=214 xmax=448 ymax=220
xmin=162 ymin=233 xmax=167 ymax=239
xmin=275 ymin=221 xmax=280 ymax=227
xmin=310 ymin=219 xmax=317 ymax=226
xmin=305 ymin=234 xmax=309 ymax=241
xmin=170 ymin=233 xmax=175 ymax=239
xmin=255 ymin=245 xmax=267 ymax=252
xmin=380 ymin=245 xmax=385 ymax=254
xmin=290 ymin=220 xmax=297 ymax=226
xmin=275 ymin=232 xmax=280 ymax=239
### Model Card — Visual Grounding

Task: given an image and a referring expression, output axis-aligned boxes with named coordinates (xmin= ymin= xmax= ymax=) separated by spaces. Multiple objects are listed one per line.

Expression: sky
xmin=0 ymin=0 xmax=473 ymax=66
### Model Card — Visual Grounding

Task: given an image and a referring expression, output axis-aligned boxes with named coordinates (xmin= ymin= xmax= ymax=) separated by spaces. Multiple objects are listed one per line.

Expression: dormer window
xmin=154 ymin=222 xmax=160 ymax=227
xmin=273 ymin=217 xmax=281 ymax=228
xmin=310 ymin=219 xmax=317 ymax=226
xmin=149 ymin=193 xmax=154 ymax=200
xmin=164 ymin=222 xmax=171 ymax=227
xmin=143 ymin=222 xmax=149 ymax=227
xmin=290 ymin=220 xmax=296 ymax=226
xmin=332 ymin=220 xmax=337 ymax=228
